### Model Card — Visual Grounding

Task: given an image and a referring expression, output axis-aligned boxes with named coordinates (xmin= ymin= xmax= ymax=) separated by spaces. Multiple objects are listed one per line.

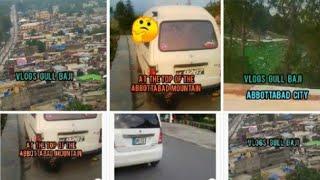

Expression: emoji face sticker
xmin=132 ymin=16 xmax=158 ymax=43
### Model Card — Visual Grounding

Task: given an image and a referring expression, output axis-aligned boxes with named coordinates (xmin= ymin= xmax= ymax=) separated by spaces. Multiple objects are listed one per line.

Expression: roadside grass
xmin=173 ymin=115 xmax=216 ymax=132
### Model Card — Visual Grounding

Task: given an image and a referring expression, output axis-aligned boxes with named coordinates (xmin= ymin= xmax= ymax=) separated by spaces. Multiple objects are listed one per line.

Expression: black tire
xmin=136 ymin=55 xmax=142 ymax=74
xmin=44 ymin=158 xmax=62 ymax=172
xmin=24 ymin=123 xmax=29 ymax=140
xmin=150 ymin=161 xmax=160 ymax=167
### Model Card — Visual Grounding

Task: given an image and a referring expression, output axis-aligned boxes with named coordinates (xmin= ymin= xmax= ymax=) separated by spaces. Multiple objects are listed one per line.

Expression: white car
xmin=23 ymin=114 xmax=102 ymax=168
xmin=135 ymin=5 xmax=221 ymax=88
xmin=114 ymin=114 xmax=163 ymax=168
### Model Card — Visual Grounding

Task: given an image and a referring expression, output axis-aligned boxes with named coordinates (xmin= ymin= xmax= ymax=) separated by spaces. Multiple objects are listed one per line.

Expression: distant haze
xmin=110 ymin=0 xmax=213 ymax=14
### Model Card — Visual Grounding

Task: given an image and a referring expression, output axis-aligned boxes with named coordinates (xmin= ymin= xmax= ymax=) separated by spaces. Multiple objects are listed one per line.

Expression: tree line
xmin=16 ymin=0 xmax=105 ymax=14
xmin=225 ymin=0 xmax=320 ymax=88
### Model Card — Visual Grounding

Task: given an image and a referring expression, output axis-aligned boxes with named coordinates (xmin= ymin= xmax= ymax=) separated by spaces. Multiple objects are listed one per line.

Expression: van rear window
xmin=159 ymin=20 xmax=217 ymax=51
xmin=115 ymin=114 xmax=160 ymax=129
xmin=44 ymin=114 xmax=97 ymax=121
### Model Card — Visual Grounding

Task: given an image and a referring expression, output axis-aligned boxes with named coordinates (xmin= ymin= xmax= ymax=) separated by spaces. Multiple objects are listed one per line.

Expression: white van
xmin=23 ymin=114 xmax=102 ymax=167
xmin=114 ymin=114 xmax=163 ymax=168
xmin=135 ymin=5 xmax=220 ymax=88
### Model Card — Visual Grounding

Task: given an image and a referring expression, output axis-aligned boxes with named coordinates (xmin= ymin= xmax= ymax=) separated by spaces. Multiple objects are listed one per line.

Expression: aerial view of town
xmin=229 ymin=114 xmax=320 ymax=180
xmin=0 ymin=0 xmax=106 ymax=110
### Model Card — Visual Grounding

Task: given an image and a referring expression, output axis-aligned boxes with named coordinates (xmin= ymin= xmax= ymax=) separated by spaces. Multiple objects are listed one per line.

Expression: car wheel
xmin=150 ymin=161 xmax=160 ymax=167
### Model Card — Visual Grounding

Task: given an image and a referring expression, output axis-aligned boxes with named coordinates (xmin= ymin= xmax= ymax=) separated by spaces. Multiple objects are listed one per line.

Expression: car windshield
xmin=115 ymin=114 xmax=160 ymax=129
xmin=159 ymin=20 xmax=217 ymax=51
xmin=44 ymin=114 xmax=97 ymax=121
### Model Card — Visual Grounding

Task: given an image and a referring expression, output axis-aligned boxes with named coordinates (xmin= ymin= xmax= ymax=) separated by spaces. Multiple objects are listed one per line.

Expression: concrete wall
xmin=0 ymin=83 xmax=63 ymax=110
xmin=260 ymin=149 xmax=290 ymax=168
xmin=29 ymin=83 xmax=63 ymax=104
xmin=233 ymin=148 xmax=290 ymax=175
xmin=1 ymin=90 xmax=30 ymax=110
xmin=234 ymin=156 xmax=261 ymax=174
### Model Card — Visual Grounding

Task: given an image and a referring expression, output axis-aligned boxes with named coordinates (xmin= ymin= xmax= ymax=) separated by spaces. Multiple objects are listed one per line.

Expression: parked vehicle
xmin=23 ymin=114 xmax=102 ymax=169
xmin=135 ymin=5 xmax=221 ymax=89
xmin=115 ymin=114 xmax=163 ymax=168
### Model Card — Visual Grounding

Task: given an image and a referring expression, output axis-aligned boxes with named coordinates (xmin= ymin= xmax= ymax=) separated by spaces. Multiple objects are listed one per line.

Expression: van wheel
xmin=46 ymin=159 xmax=62 ymax=172
xmin=150 ymin=161 xmax=160 ymax=167
xmin=24 ymin=125 xmax=29 ymax=140
xmin=136 ymin=57 xmax=142 ymax=74
xmin=164 ymin=93 xmax=175 ymax=105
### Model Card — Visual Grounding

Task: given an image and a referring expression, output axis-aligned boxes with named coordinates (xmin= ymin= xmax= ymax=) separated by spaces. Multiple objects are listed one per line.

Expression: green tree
xmin=114 ymin=1 xmax=127 ymax=31
xmin=225 ymin=0 xmax=254 ymax=57
xmin=88 ymin=69 xmax=100 ymax=75
xmin=269 ymin=0 xmax=304 ymax=73
xmin=66 ymin=100 xmax=93 ymax=110
xmin=205 ymin=1 xmax=220 ymax=17
xmin=251 ymin=2 xmax=270 ymax=43
xmin=57 ymin=30 xmax=65 ymax=36
xmin=77 ymin=69 xmax=84 ymax=76
xmin=286 ymin=165 xmax=320 ymax=180
xmin=29 ymin=29 xmax=37 ymax=36
xmin=26 ymin=40 xmax=46 ymax=53
xmin=125 ymin=0 xmax=135 ymax=30
xmin=114 ymin=0 xmax=135 ymax=33
xmin=302 ymin=136 xmax=309 ymax=143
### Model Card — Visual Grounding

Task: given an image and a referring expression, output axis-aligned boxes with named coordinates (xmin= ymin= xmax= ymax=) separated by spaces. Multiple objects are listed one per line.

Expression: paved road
xmin=162 ymin=122 xmax=215 ymax=150
xmin=110 ymin=36 xmax=134 ymax=110
xmin=1 ymin=114 xmax=21 ymax=180
xmin=115 ymin=135 xmax=215 ymax=180
xmin=2 ymin=115 xmax=102 ymax=180
xmin=111 ymin=36 xmax=220 ymax=110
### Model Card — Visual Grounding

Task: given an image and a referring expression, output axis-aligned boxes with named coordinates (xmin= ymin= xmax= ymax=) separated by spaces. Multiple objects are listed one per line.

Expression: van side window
xmin=144 ymin=42 xmax=149 ymax=48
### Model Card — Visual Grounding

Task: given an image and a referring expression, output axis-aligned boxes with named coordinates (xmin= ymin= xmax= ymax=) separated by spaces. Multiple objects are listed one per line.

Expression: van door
xmin=39 ymin=114 xmax=101 ymax=152
xmin=136 ymin=42 xmax=152 ymax=75
xmin=24 ymin=114 xmax=39 ymax=141
xmin=115 ymin=114 xmax=161 ymax=153
xmin=156 ymin=20 xmax=220 ymax=86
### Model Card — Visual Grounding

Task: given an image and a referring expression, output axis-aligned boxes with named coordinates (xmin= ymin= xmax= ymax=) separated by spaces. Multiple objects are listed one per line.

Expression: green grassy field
xmin=245 ymin=41 xmax=287 ymax=74
xmin=224 ymin=39 xmax=288 ymax=82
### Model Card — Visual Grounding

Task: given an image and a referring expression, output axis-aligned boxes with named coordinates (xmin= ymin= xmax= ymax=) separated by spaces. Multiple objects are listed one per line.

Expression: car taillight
xmin=149 ymin=67 xmax=157 ymax=75
xmin=158 ymin=129 xmax=163 ymax=144
xmin=99 ymin=128 xmax=102 ymax=143
xmin=35 ymin=133 xmax=43 ymax=142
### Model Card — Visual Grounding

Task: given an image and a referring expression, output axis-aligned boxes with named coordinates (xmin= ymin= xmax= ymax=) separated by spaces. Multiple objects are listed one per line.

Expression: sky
xmin=110 ymin=0 xmax=214 ymax=14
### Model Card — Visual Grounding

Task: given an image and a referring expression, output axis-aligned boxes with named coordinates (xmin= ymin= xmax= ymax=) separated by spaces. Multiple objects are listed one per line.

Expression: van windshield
xmin=44 ymin=114 xmax=97 ymax=121
xmin=159 ymin=20 xmax=217 ymax=52
xmin=115 ymin=114 xmax=160 ymax=129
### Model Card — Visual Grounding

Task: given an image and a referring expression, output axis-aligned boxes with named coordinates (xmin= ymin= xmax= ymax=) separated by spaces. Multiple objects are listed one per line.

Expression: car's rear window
xmin=115 ymin=114 xmax=160 ymax=129
xmin=44 ymin=114 xmax=97 ymax=121
xmin=159 ymin=20 xmax=217 ymax=51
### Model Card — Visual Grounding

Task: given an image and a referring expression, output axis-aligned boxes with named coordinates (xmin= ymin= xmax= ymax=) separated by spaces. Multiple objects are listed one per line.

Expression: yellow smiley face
xmin=132 ymin=16 xmax=158 ymax=43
